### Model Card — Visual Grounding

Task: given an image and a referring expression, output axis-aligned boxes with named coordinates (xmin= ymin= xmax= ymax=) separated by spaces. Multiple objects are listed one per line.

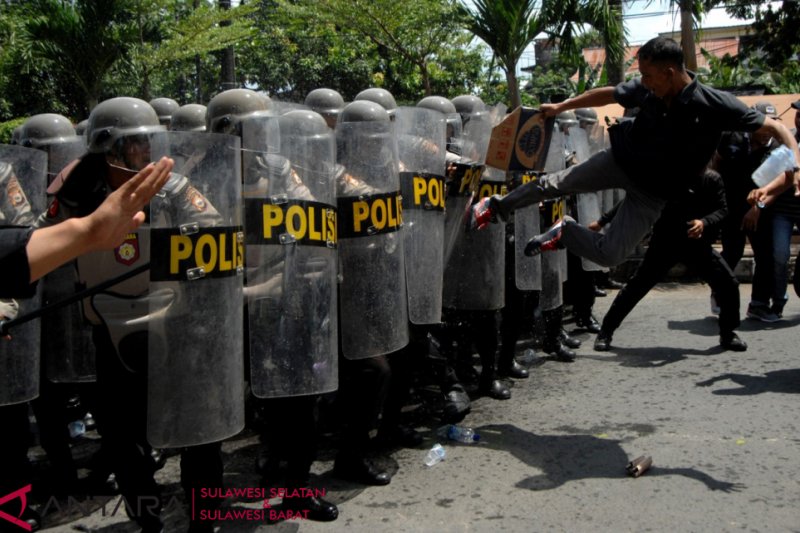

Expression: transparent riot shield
xmin=513 ymin=172 xmax=542 ymax=290
xmin=45 ymin=138 xmax=85 ymax=185
xmin=245 ymin=111 xmax=338 ymax=398
xmin=566 ymin=127 xmax=603 ymax=272
xmin=0 ymin=145 xmax=46 ymax=405
xmin=41 ymin=138 xmax=97 ymax=382
xmin=443 ymin=165 xmax=506 ymax=310
xmin=395 ymin=107 xmax=446 ymax=324
xmin=336 ymin=120 xmax=409 ymax=359
xmin=539 ymin=129 xmax=568 ymax=311
xmin=147 ymin=131 xmax=245 ymax=447
xmin=443 ymin=111 xmax=493 ymax=267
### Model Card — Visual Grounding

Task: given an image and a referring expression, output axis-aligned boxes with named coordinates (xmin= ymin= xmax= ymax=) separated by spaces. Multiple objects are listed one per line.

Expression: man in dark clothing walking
xmin=593 ymin=169 xmax=747 ymax=352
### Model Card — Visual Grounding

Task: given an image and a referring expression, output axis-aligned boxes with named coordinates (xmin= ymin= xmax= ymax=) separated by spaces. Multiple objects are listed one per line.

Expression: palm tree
xmin=459 ymin=0 xmax=624 ymax=108
xmin=20 ymin=0 xmax=138 ymax=112
xmin=665 ymin=0 xmax=722 ymax=72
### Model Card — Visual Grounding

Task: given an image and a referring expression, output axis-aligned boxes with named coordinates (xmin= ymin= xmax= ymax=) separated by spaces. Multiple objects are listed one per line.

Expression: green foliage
xmin=0 ymin=118 xmax=27 ymax=145
xmin=696 ymin=48 xmax=780 ymax=93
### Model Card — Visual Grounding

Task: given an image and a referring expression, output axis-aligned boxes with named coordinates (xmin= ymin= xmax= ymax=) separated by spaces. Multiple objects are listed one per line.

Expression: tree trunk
xmin=420 ymin=60 xmax=431 ymax=96
xmin=506 ymin=64 xmax=520 ymax=109
xmin=604 ymin=0 xmax=625 ymax=86
xmin=680 ymin=1 xmax=698 ymax=72
xmin=219 ymin=0 xmax=236 ymax=90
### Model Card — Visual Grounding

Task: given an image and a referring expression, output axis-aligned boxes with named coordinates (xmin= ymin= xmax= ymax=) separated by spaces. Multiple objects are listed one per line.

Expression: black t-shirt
xmin=715 ymin=132 xmax=775 ymax=214
xmin=0 ymin=225 xmax=36 ymax=298
xmin=609 ymin=73 xmax=764 ymax=199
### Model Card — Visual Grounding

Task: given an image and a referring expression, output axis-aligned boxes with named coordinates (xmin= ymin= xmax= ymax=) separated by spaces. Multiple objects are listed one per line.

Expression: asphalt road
xmin=37 ymin=282 xmax=800 ymax=533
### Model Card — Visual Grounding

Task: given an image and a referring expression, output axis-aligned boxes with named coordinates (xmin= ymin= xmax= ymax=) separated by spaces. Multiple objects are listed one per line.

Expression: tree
xmin=312 ymin=0 xmax=467 ymax=96
xmin=15 ymin=0 xmax=139 ymax=114
xmin=459 ymin=0 xmax=624 ymax=108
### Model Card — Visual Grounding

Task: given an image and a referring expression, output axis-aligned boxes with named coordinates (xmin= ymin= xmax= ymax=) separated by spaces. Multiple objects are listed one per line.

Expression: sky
xmin=624 ymin=0 xmax=755 ymax=44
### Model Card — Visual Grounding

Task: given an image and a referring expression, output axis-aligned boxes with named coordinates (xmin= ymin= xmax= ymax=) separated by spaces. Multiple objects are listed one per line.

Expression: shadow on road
xmin=474 ymin=423 xmax=744 ymax=493
xmin=696 ymin=368 xmax=800 ymax=395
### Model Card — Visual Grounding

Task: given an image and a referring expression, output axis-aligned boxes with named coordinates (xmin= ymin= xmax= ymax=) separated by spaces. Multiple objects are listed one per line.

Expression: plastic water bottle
xmin=424 ymin=443 xmax=446 ymax=466
xmin=751 ymin=145 xmax=796 ymax=187
xmin=437 ymin=424 xmax=480 ymax=443
xmin=68 ymin=420 xmax=86 ymax=439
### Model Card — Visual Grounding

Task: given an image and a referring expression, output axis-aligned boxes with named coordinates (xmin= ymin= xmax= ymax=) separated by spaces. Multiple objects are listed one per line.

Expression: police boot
xmin=559 ymin=328 xmax=582 ymax=349
xmin=542 ymin=307 xmax=576 ymax=362
xmin=478 ymin=370 xmax=511 ymax=400
xmin=279 ymin=481 xmax=338 ymax=522
xmin=333 ymin=453 xmax=391 ymax=486
xmin=575 ymin=313 xmax=602 ymax=334
xmin=441 ymin=384 xmax=471 ymax=424
xmin=497 ymin=349 xmax=529 ymax=379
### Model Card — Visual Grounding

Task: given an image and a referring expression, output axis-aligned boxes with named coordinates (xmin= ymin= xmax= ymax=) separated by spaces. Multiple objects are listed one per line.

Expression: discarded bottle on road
xmin=424 ymin=443 xmax=446 ymax=466
xmin=626 ymin=455 xmax=653 ymax=478
xmin=437 ymin=424 xmax=480 ymax=443
xmin=751 ymin=145 xmax=796 ymax=187
xmin=68 ymin=420 xmax=86 ymax=439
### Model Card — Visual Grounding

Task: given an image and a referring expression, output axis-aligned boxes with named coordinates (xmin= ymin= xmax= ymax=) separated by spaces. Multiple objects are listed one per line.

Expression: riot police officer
xmin=304 ymin=88 xmax=345 ymax=129
xmin=169 ymin=104 xmax=208 ymax=132
xmin=37 ymin=97 xmax=236 ymax=533
xmin=207 ymin=88 xmax=340 ymax=521
xmin=333 ymin=100 xmax=404 ymax=485
xmin=149 ymin=97 xmax=180 ymax=127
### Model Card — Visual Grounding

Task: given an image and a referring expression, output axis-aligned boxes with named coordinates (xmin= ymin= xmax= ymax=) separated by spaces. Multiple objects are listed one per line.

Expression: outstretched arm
xmin=539 ymin=87 xmax=617 ymax=118
xmin=25 ymin=157 xmax=173 ymax=282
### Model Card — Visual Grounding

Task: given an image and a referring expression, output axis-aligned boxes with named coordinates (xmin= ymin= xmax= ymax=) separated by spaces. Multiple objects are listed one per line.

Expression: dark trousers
xmin=92 ymin=326 xmax=222 ymax=530
xmin=259 ymin=395 xmax=318 ymax=488
xmin=440 ymin=309 xmax=499 ymax=382
xmin=602 ymin=236 xmax=740 ymax=336
xmin=499 ymin=233 xmax=537 ymax=361
xmin=564 ymin=250 xmax=597 ymax=319
xmin=720 ymin=205 xmax=773 ymax=304
xmin=336 ymin=354 xmax=391 ymax=458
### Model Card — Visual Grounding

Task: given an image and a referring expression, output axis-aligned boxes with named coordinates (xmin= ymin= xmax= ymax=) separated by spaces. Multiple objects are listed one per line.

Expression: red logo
xmin=114 ymin=233 xmax=140 ymax=265
xmin=0 ymin=485 xmax=32 ymax=531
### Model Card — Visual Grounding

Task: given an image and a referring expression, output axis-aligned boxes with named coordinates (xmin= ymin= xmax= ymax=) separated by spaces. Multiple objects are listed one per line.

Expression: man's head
xmin=206 ymin=88 xmax=270 ymax=135
xmin=149 ymin=97 xmax=180 ymax=126
xmin=170 ymin=104 xmax=208 ymax=132
xmin=87 ymin=97 xmax=164 ymax=173
xmin=751 ymin=101 xmax=779 ymax=146
xmin=791 ymin=99 xmax=800 ymax=132
xmin=19 ymin=113 xmax=76 ymax=150
xmin=304 ymin=88 xmax=345 ymax=129
xmin=637 ymin=37 xmax=687 ymax=99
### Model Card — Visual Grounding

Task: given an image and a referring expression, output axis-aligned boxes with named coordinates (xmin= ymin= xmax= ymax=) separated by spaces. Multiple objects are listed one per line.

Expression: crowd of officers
xmin=0 ymin=85 xmax=798 ymax=532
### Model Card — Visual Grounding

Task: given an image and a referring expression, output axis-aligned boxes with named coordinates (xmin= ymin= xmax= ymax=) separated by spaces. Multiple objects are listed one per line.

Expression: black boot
xmin=575 ymin=314 xmax=601 ymax=334
xmin=478 ymin=371 xmax=511 ymax=400
xmin=498 ymin=349 xmax=529 ymax=379
xmin=559 ymin=328 xmax=582 ymax=349
xmin=543 ymin=307 xmax=576 ymax=362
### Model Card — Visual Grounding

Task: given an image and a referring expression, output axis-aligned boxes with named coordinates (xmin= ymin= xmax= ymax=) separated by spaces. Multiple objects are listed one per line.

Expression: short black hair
xmin=637 ymin=37 xmax=685 ymax=70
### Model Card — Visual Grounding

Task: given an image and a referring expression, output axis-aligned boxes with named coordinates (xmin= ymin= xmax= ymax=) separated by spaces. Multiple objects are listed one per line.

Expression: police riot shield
xmin=336 ymin=120 xmax=408 ymax=359
xmin=540 ymin=129 xmax=568 ymax=311
xmin=245 ymin=112 xmax=338 ymax=398
xmin=443 ymin=111 xmax=493 ymax=267
xmin=41 ymin=138 xmax=97 ymax=383
xmin=147 ymin=131 xmax=245 ymax=447
xmin=0 ymin=145 xmax=46 ymax=405
xmin=45 ymin=138 xmax=84 ymax=185
xmin=513 ymin=172 xmax=542 ymax=290
xmin=442 ymin=165 xmax=506 ymax=310
xmin=567 ymin=127 xmax=603 ymax=272
xmin=395 ymin=107 xmax=446 ymax=324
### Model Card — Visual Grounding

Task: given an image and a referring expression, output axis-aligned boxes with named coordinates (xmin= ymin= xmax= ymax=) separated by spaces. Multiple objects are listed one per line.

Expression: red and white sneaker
xmin=524 ymin=216 xmax=574 ymax=256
